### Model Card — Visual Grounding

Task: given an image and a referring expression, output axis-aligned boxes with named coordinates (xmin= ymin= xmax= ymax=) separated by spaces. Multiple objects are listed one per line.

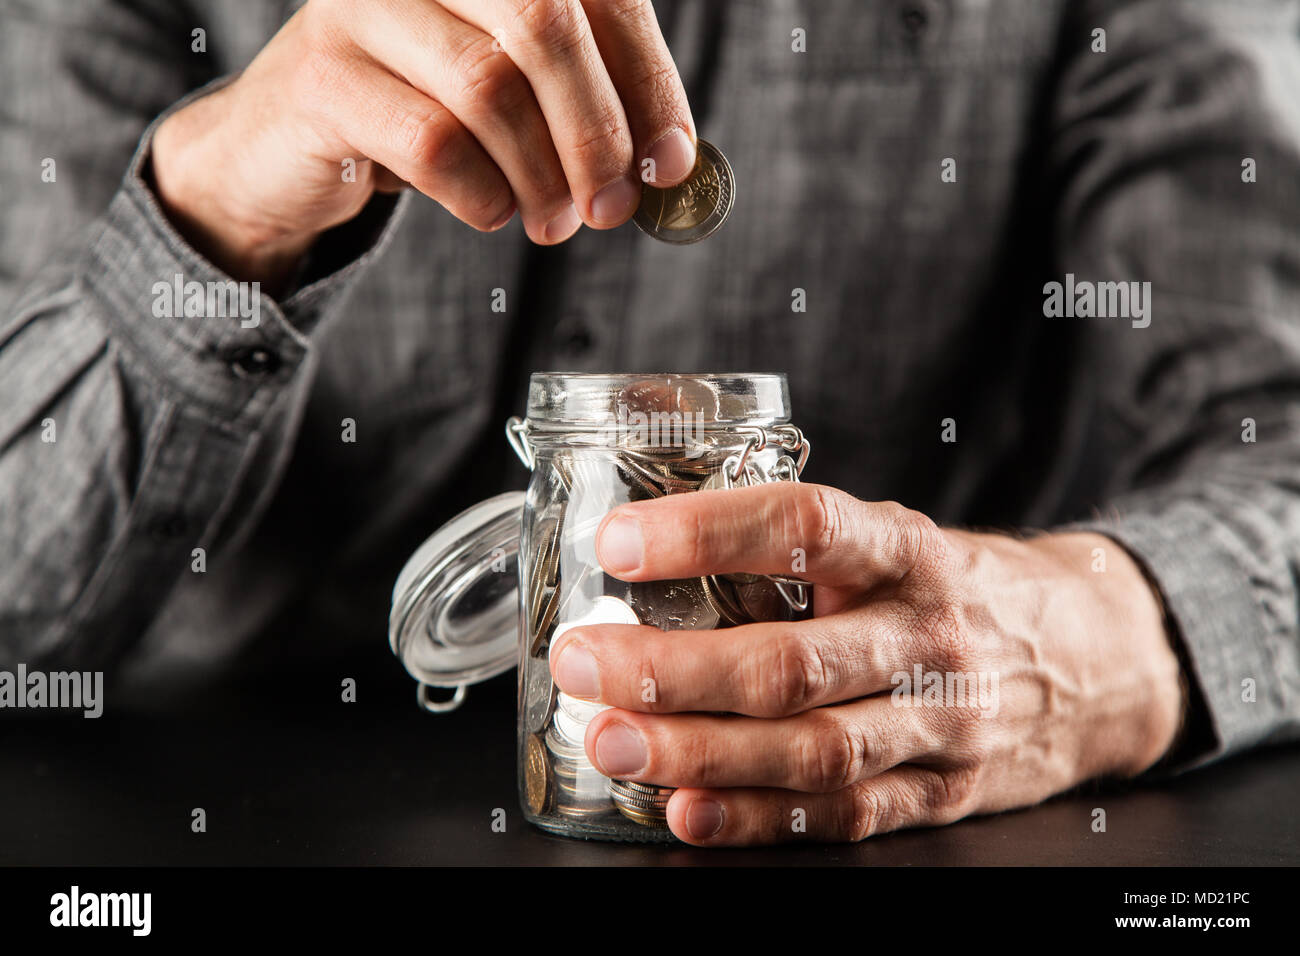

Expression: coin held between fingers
xmin=634 ymin=138 xmax=734 ymax=243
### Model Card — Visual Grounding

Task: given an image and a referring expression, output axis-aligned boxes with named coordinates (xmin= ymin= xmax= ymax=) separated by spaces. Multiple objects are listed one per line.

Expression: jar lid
xmin=526 ymin=372 xmax=791 ymax=429
xmin=389 ymin=492 xmax=525 ymax=708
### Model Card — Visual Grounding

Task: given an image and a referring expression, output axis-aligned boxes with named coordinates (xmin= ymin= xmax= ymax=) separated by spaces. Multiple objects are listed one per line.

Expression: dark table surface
xmin=3 ymin=651 xmax=1298 ymax=867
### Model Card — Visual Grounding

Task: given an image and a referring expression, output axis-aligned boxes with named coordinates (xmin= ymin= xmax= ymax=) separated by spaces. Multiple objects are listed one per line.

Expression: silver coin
xmin=557 ymin=691 xmax=607 ymax=724
xmin=563 ymin=514 xmax=606 ymax=570
xmin=628 ymin=578 xmax=720 ymax=630
xmin=698 ymin=469 xmax=730 ymax=493
xmin=608 ymin=779 xmax=672 ymax=808
xmin=552 ymin=701 xmax=592 ymax=747
xmin=608 ymin=777 xmax=673 ymax=826
xmin=617 ymin=457 xmax=666 ymax=500
xmin=545 ymin=723 xmax=587 ymax=763
xmin=523 ymin=659 xmax=556 ymax=732
xmin=527 ymin=516 xmax=561 ymax=629
xmin=732 ymin=576 xmax=786 ymax=622
xmin=702 ymin=573 xmax=749 ymax=626
xmin=555 ymin=594 xmax=640 ymax=634
xmin=634 ymin=139 xmax=734 ymax=244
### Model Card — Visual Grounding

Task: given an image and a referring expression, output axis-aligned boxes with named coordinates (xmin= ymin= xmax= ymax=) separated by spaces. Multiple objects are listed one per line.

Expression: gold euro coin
xmin=524 ymin=733 xmax=552 ymax=815
xmin=634 ymin=139 xmax=734 ymax=244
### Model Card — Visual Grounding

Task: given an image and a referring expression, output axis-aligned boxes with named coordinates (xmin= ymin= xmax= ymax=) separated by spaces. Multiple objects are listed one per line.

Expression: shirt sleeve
xmin=0 ymin=0 xmax=409 ymax=669
xmin=1049 ymin=0 xmax=1300 ymax=768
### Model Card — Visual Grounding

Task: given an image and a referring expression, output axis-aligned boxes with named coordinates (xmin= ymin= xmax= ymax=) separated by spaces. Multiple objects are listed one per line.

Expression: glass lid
xmin=389 ymin=492 xmax=525 ymax=708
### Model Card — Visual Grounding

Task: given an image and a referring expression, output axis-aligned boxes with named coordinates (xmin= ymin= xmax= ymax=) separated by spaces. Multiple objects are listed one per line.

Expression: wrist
xmin=150 ymin=92 xmax=315 ymax=289
xmin=1028 ymin=532 xmax=1186 ymax=777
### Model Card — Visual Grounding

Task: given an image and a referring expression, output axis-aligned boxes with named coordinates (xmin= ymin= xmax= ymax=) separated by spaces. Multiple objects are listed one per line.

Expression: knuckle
xmin=455 ymin=42 xmax=533 ymax=116
xmin=767 ymin=631 xmax=829 ymax=715
xmin=886 ymin=502 xmax=945 ymax=581
xmin=922 ymin=600 xmax=975 ymax=672
xmin=948 ymin=714 xmax=992 ymax=764
xmin=400 ymin=108 xmax=461 ymax=172
xmin=289 ymin=49 xmax=351 ymax=121
xmin=567 ymin=107 xmax=631 ymax=170
xmin=602 ymin=0 xmax=654 ymax=27
xmin=299 ymin=1 xmax=351 ymax=58
xmin=628 ymin=59 xmax=683 ymax=109
xmin=921 ymin=767 xmax=980 ymax=823
xmin=512 ymin=0 xmax=584 ymax=52
xmin=799 ymin=712 xmax=863 ymax=792
xmin=853 ymin=718 xmax=887 ymax=775
xmin=792 ymin=484 xmax=848 ymax=563
xmin=846 ymin=784 xmax=888 ymax=842
xmin=636 ymin=648 xmax=669 ymax=714
xmin=456 ymin=174 xmax=516 ymax=229
xmin=683 ymin=506 xmax=713 ymax=576
xmin=670 ymin=724 xmax=718 ymax=785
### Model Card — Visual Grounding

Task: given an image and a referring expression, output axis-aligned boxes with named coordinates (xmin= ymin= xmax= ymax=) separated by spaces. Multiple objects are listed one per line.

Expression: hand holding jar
xmin=549 ymin=483 xmax=1187 ymax=845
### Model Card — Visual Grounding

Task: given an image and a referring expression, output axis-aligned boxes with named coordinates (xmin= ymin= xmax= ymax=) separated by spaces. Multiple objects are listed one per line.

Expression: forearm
xmin=1066 ymin=474 xmax=1300 ymax=769
xmin=0 ymin=104 xmax=407 ymax=669
xmin=0 ymin=169 xmax=302 ymax=668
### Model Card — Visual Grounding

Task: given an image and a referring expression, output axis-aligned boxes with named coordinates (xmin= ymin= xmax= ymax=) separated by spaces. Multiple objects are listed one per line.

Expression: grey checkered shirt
xmin=2 ymin=0 xmax=1299 ymax=769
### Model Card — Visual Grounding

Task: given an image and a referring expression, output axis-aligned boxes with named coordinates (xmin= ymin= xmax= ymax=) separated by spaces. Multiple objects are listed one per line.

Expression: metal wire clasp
xmin=726 ymin=425 xmax=811 ymax=485
xmin=506 ymin=416 xmax=535 ymax=470
xmin=720 ymin=425 xmax=813 ymax=615
xmin=418 ymin=682 xmax=468 ymax=714
xmin=772 ymin=424 xmax=811 ymax=476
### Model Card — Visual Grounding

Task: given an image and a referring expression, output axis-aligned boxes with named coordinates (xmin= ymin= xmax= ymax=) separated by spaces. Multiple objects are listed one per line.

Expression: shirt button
xmin=555 ymin=321 xmax=594 ymax=354
xmin=900 ymin=3 xmax=928 ymax=35
xmin=226 ymin=346 xmax=282 ymax=379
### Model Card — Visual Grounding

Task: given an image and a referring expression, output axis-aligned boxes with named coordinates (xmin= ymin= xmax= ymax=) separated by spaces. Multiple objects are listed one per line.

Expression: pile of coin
xmin=520 ymin=432 xmax=808 ymax=831
xmin=527 ymin=595 xmax=638 ymax=821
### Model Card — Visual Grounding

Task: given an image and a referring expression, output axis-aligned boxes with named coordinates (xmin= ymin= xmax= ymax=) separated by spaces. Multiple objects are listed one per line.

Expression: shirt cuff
xmin=87 ymin=74 xmax=410 ymax=428
xmin=1063 ymin=502 xmax=1279 ymax=773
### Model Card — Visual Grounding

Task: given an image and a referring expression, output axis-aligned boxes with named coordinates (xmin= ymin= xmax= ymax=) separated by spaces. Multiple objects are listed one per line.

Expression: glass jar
xmin=390 ymin=373 xmax=812 ymax=842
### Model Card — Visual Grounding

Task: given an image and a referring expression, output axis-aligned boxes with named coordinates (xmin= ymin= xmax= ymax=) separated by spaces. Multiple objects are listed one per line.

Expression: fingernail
xmin=553 ymin=641 xmax=599 ymax=699
xmin=646 ymin=128 xmax=696 ymax=184
xmin=594 ymin=722 xmax=646 ymax=776
xmin=590 ymin=177 xmax=639 ymax=226
xmin=489 ymin=203 xmax=516 ymax=231
xmin=598 ymin=515 xmax=643 ymax=574
xmin=544 ymin=202 xmax=581 ymax=242
xmin=686 ymin=798 xmax=724 ymax=840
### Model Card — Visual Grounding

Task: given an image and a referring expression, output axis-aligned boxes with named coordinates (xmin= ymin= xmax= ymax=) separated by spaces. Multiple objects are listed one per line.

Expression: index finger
xmin=443 ymin=0 xmax=639 ymax=227
xmin=594 ymin=482 xmax=944 ymax=589
xmin=579 ymin=0 xmax=697 ymax=186
xmin=550 ymin=610 xmax=915 ymax=716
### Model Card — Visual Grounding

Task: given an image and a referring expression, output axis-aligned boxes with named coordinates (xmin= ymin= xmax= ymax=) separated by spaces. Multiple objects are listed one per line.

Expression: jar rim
xmin=526 ymin=372 xmax=791 ymax=427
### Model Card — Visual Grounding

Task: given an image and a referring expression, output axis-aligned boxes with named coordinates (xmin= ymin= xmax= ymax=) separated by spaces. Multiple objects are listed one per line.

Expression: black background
xmin=2 ymin=649 xmax=1296 ymax=867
